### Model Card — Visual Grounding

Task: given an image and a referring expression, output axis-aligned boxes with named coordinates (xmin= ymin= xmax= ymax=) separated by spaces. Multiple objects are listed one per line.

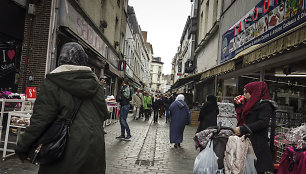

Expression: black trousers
xmin=153 ymin=109 xmax=159 ymax=122
xmin=145 ymin=109 xmax=150 ymax=120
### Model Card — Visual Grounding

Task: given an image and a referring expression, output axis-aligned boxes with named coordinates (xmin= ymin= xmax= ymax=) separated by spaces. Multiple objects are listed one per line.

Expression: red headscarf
xmin=236 ymin=81 xmax=271 ymax=126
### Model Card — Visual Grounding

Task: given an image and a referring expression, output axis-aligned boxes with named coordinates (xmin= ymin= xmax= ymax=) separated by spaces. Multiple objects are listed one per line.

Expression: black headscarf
xmin=196 ymin=94 xmax=219 ymax=133
xmin=58 ymin=42 xmax=88 ymax=66
xmin=206 ymin=95 xmax=217 ymax=105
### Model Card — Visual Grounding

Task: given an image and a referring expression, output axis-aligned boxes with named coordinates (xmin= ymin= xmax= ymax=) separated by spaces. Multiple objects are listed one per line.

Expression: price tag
xmin=26 ymin=87 xmax=37 ymax=99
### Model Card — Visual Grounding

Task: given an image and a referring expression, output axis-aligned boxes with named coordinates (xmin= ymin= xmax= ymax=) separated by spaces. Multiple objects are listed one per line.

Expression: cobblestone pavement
xmin=0 ymin=113 xmax=199 ymax=174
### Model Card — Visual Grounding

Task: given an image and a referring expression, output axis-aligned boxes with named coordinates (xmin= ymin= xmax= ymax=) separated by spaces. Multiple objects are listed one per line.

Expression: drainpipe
xmin=45 ymin=0 xmax=59 ymax=75
xmin=22 ymin=16 xmax=33 ymax=92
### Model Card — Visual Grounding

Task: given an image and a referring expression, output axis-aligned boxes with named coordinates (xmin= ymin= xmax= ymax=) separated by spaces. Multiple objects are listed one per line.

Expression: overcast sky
xmin=128 ymin=0 xmax=191 ymax=75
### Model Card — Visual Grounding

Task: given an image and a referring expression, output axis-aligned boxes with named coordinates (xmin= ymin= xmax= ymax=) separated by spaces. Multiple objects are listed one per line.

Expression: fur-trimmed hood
xmin=46 ymin=65 xmax=99 ymax=98
xmin=259 ymin=99 xmax=278 ymax=110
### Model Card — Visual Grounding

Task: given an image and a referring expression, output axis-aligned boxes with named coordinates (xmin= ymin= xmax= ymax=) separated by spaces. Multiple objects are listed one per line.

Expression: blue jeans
xmin=119 ymin=104 xmax=130 ymax=136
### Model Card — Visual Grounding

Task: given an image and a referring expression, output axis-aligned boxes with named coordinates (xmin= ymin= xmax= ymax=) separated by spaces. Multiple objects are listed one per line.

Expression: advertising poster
xmin=221 ymin=0 xmax=306 ymax=63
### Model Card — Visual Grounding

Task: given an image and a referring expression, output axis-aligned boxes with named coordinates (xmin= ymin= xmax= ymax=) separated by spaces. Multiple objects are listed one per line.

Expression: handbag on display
xmin=27 ymin=100 xmax=82 ymax=165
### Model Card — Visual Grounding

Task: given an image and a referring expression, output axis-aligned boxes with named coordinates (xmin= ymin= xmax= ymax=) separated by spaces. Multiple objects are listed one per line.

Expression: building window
xmin=117 ymin=0 xmax=120 ymax=7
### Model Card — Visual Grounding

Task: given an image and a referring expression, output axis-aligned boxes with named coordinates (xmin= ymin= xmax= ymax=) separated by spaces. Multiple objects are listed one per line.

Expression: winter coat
xmin=143 ymin=96 xmax=152 ymax=110
xmin=153 ymin=98 xmax=163 ymax=110
xmin=224 ymin=135 xmax=257 ymax=174
xmin=15 ymin=65 xmax=109 ymax=174
xmin=169 ymin=100 xmax=191 ymax=143
xmin=238 ymin=99 xmax=276 ymax=173
xmin=117 ymin=85 xmax=130 ymax=106
xmin=196 ymin=101 xmax=219 ymax=133
xmin=132 ymin=92 xmax=142 ymax=107
xmin=163 ymin=97 xmax=171 ymax=110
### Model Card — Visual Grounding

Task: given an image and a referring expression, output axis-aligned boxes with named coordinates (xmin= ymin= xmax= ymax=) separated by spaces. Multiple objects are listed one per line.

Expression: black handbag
xmin=27 ymin=100 xmax=82 ymax=164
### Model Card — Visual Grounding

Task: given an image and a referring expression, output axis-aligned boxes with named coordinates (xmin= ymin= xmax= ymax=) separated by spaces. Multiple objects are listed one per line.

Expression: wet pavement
xmin=0 ymin=113 xmax=199 ymax=174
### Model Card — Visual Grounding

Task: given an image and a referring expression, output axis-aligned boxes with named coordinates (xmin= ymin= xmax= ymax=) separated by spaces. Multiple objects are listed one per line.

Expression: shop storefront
xmin=58 ymin=0 xmax=121 ymax=95
xmin=215 ymin=0 xmax=306 ymax=125
xmin=0 ymin=0 xmax=25 ymax=92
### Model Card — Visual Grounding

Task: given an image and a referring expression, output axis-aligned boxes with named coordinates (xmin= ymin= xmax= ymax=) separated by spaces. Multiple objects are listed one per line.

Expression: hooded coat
xmin=169 ymin=95 xmax=191 ymax=143
xmin=236 ymin=81 xmax=276 ymax=173
xmin=16 ymin=65 xmax=109 ymax=174
xmin=196 ymin=95 xmax=219 ymax=133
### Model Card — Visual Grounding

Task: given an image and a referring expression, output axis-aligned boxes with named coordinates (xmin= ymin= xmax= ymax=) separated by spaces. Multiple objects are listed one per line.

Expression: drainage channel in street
xmin=135 ymin=119 xmax=158 ymax=166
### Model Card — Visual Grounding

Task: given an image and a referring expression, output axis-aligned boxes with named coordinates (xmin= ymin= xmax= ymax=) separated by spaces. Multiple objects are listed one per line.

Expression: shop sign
xmin=108 ymin=49 xmax=119 ymax=69
xmin=0 ymin=46 xmax=15 ymax=76
xmin=59 ymin=0 xmax=108 ymax=58
xmin=221 ymin=0 xmax=306 ymax=62
xmin=26 ymin=87 xmax=37 ymax=99
xmin=125 ymin=64 xmax=133 ymax=78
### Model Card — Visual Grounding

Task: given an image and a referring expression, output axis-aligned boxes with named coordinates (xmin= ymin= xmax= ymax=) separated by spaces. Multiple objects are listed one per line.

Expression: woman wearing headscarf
xmin=233 ymin=81 xmax=277 ymax=173
xmin=15 ymin=42 xmax=109 ymax=174
xmin=169 ymin=94 xmax=191 ymax=148
xmin=196 ymin=95 xmax=219 ymax=133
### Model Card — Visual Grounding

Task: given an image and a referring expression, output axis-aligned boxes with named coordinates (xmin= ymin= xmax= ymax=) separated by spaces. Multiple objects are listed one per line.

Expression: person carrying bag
xmin=27 ymin=99 xmax=82 ymax=164
xmin=15 ymin=42 xmax=109 ymax=174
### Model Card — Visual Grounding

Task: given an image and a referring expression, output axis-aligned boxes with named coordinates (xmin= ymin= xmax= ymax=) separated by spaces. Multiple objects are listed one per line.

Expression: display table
xmin=105 ymin=105 xmax=119 ymax=126
xmin=2 ymin=110 xmax=32 ymax=159
xmin=0 ymin=99 xmax=34 ymax=160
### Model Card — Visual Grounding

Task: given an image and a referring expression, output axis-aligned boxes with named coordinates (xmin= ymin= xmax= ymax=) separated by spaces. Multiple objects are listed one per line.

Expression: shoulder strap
xmin=136 ymin=93 xmax=141 ymax=100
xmin=68 ymin=99 xmax=82 ymax=126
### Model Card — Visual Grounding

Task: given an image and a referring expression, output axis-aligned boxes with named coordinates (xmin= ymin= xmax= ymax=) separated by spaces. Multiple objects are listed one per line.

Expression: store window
xmin=264 ymin=60 xmax=306 ymax=127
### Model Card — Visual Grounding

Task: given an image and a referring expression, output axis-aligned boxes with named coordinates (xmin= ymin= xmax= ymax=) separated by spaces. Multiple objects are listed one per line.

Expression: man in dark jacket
xmin=15 ymin=42 xmax=109 ymax=174
xmin=116 ymin=78 xmax=132 ymax=139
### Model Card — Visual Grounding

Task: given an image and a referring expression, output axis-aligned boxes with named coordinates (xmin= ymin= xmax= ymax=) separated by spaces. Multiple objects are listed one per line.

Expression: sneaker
xmin=116 ymin=135 xmax=125 ymax=139
xmin=125 ymin=135 xmax=132 ymax=139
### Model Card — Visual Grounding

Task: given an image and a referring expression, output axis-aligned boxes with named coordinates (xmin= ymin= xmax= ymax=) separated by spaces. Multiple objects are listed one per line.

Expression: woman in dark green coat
xmin=15 ymin=42 xmax=109 ymax=174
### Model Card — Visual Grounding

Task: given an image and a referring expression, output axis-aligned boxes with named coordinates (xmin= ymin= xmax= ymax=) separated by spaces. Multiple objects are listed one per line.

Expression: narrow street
xmin=0 ymin=114 xmax=199 ymax=174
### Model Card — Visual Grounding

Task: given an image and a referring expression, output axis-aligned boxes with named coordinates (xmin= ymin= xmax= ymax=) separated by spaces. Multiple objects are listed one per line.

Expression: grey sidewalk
xmin=0 ymin=114 xmax=199 ymax=174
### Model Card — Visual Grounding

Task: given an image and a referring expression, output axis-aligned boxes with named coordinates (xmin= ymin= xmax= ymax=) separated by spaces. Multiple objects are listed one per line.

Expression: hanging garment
xmin=277 ymin=147 xmax=306 ymax=174
xmin=224 ymin=135 xmax=257 ymax=174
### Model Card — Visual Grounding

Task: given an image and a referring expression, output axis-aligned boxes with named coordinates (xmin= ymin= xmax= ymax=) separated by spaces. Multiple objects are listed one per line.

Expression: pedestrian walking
xmin=164 ymin=93 xmax=172 ymax=123
xmin=233 ymin=81 xmax=276 ymax=173
xmin=139 ymin=89 xmax=144 ymax=118
xmin=116 ymin=78 xmax=132 ymax=140
xmin=131 ymin=88 xmax=143 ymax=120
xmin=153 ymin=95 xmax=162 ymax=123
xmin=159 ymin=94 xmax=165 ymax=118
xmin=15 ymin=42 xmax=109 ymax=174
xmin=169 ymin=94 xmax=191 ymax=148
xmin=196 ymin=94 xmax=219 ymax=133
xmin=143 ymin=92 xmax=152 ymax=121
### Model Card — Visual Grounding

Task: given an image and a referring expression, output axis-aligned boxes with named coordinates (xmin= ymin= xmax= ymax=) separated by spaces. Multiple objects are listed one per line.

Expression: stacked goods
xmin=11 ymin=116 xmax=30 ymax=127
xmin=190 ymin=110 xmax=200 ymax=127
xmin=105 ymin=96 xmax=117 ymax=107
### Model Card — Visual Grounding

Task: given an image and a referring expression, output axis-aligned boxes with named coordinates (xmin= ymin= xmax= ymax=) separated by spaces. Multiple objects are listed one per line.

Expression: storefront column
xmin=114 ymin=77 xmax=118 ymax=96
xmin=260 ymin=68 xmax=265 ymax=81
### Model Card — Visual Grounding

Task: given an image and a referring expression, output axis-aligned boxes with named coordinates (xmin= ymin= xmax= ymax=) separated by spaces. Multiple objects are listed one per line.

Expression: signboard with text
xmin=221 ymin=0 xmax=306 ymax=62
xmin=59 ymin=0 xmax=108 ymax=58
xmin=0 ymin=43 xmax=16 ymax=77
xmin=26 ymin=87 xmax=37 ymax=99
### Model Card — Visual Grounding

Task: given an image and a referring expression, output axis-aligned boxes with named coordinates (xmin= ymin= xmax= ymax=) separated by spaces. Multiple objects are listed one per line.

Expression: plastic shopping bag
xmin=193 ymin=140 xmax=218 ymax=174
xmin=244 ymin=154 xmax=257 ymax=174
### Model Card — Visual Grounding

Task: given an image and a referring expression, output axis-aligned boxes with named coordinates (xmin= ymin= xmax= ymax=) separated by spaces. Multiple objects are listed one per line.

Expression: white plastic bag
xmin=244 ymin=154 xmax=257 ymax=174
xmin=193 ymin=140 xmax=218 ymax=174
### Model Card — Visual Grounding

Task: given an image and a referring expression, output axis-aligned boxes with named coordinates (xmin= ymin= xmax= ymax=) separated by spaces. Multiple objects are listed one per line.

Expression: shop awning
xmin=243 ymin=24 xmax=306 ymax=65
xmin=171 ymin=72 xmax=203 ymax=90
xmin=200 ymin=23 xmax=306 ymax=80
xmin=200 ymin=61 xmax=235 ymax=80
